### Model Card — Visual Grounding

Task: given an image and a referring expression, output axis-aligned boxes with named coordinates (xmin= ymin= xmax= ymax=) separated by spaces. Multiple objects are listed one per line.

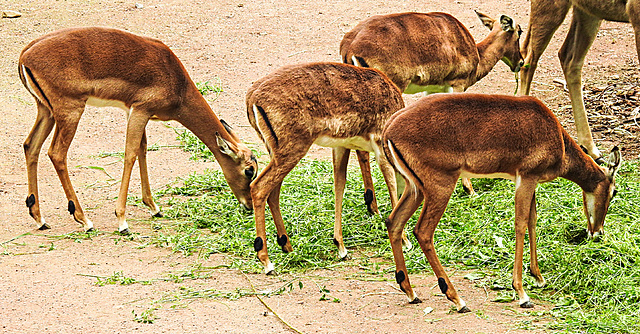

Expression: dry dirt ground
xmin=1 ymin=0 xmax=637 ymax=333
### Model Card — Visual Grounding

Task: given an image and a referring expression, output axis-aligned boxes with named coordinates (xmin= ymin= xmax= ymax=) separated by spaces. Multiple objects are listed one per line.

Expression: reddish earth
xmin=1 ymin=0 xmax=637 ymax=333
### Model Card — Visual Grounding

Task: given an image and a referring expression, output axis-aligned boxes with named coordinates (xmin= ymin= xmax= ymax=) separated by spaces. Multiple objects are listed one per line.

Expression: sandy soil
xmin=1 ymin=0 xmax=637 ymax=333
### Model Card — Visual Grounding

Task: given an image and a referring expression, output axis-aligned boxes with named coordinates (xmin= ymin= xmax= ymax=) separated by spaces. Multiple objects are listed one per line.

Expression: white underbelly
xmin=86 ymin=97 xmax=130 ymax=112
xmin=404 ymin=83 xmax=453 ymax=95
xmin=459 ymin=171 xmax=515 ymax=181
xmin=314 ymin=135 xmax=374 ymax=151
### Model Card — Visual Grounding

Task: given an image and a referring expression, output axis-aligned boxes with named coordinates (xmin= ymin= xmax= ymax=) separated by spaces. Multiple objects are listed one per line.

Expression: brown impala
xmin=383 ymin=93 xmax=621 ymax=312
xmin=340 ymin=11 xmax=524 ymax=209
xmin=246 ymin=62 xmax=410 ymax=274
xmin=19 ymin=27 xmax=257 ymax=233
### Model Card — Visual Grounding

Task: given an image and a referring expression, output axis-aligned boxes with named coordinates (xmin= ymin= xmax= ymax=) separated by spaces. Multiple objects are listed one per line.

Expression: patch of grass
xmin=156 ymin=132 xmax=640 ymax=332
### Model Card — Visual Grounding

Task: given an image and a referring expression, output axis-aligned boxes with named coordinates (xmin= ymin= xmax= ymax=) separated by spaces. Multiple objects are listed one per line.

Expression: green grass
xmin=150 ymin=130 xmax=640 ymax=332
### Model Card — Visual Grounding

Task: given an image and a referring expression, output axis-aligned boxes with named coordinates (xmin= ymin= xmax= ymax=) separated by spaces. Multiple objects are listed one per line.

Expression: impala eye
xmin=245 ymin=166 xmax=255 ymax=180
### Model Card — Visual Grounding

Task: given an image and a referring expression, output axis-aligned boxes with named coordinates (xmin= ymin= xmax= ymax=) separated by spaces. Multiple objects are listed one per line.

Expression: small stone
xmin=134 ymin=3 xmax=144 ymax=9
xmin=2 ymin=10 xmax=22 ymax=18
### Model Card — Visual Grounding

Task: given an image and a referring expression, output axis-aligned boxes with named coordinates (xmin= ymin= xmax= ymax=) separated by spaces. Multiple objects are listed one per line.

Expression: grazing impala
xmin=383 ymin=93 xmax=621 ymax=312
xmin=19 ymin=27 xmax=257 ymax=233
xmin=519 ymin=0 xmax=640 ymax=162
xmin=246 ymin=62 xmax=409 ymax=274
xmin=340 ymin=11 xmax=524 ymax=207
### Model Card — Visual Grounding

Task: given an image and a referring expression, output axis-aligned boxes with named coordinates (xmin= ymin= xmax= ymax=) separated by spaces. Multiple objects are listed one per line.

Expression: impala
xmin=383 ymin=93 xmax=621 ymax=312
xmin=340 ymin=11 xmax=524 ymax=206
xmin=519 ymin=0 xmax=640 ymax=162
xmin=19 ymin=27 xmax=257 ymax=233
xmin=246 ymin=62 xmax=409 ymax=274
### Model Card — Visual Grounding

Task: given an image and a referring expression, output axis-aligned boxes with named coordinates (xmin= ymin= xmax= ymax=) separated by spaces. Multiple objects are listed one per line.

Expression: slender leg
xmin=412 ymin=175 xmax=467 ymax=312
xmin=138 ymin=130 xmax=162 ymax=217
xmin=527 ymin=193 xmax=545 ymax=287
xmin=386 ymin=182 xmax=423 ymax=303
xmin=558 ymin=8 xmax=603 ymax=160
xmin=251 ymin=146 xmax=309 ymax=274
xmin=376 ymin=150 xmax=411 ymax=249
xmin=24 ymin=102 xmax=56 ymax=230
xmin=47 ymin=102 xmax=94 ymax=230
xmin=356 ymin=150 xmax=379 ymax=215
xmin=333 ymin=147 xmax=351 ymax=259
xmin=519 ymin=0 xmax=571 ymax=95
xmin=115 ymin=109 xmax=151 ymax=233
xmin=629 ymin=1 xmax=640 ymax=60
xmin=512 ymin=177 xmax=537 ymax=308
xmin=266 ymin=180 xmax=293 ymax=253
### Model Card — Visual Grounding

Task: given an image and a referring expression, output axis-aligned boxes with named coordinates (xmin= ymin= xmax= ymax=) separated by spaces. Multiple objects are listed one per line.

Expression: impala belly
xmin=459 ymin=171 xmax=515 ymax=182
xmin=314 ymin=135 xmax=374 ymax=152
xmin=86 ymin=97 xmax=130 ymax=112
xmin=404 ymin=83 xmax=453 ymax=94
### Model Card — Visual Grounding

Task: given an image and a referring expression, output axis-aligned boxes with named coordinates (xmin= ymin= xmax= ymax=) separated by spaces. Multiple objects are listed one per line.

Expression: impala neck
xmin=475 ymin=32 xmax=505 ymax=84
xmin=560 ymin=134 xmax=606 ymax=193
xmin=175 ymin=86 xmax=237 ymax=158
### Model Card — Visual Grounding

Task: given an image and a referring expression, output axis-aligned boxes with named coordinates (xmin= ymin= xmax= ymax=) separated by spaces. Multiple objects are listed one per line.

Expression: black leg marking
xmin=364 ymin=189 xmax=374 ymax=213
xmin=253 ymin=237 xmax=264 ymax=252
xmin=68 ymin=200 xmax=75 ymax=215
xmin=26 ymin=194 xmax=36 ymax=208
xmin=277 ymin=234 xmax=288 ymax=248
xmin=395 ymin=270 xmax=407 ymax=293
xmin=438 ymin=277 xmax=448 ymax=294
xmin=332 ymin=237 xmax=339 ymax=246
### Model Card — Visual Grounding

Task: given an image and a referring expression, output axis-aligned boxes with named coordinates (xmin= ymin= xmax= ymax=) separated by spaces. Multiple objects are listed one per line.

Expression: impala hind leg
xmin=115 ymin=109 xmax=151 ymax=233
xmin=413 ymin=176 xmax=468 ymax=312
xmin=558 ymin=8 xmax=603 ymax=161
xmin=386 ymin=184 xmax=423 ymax=303
xmin=377 ymin=152 xmax=411 ymax=250
xmin=47 ymin=102 xmax=94 ymax=230
xmin=251 ymin=147 xmax=309 ymax=274
xmin=333 ymin=147 xmax=351 ymax=259
xmin=138 ymin=130 xmax=162 ymax=218
xmin=356 ymin=150 xmax=379 ymax=215
xmin=24 ymin=102 xmax=55 ymax=229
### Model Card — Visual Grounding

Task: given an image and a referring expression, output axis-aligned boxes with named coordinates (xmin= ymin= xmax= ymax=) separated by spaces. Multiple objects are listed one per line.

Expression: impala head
xmin=582 ymin=147 xmax=621 ymax=238
xmin=476 ymin=11 xmax=524 ymax=73
xmin=215 ymin=123 xmax=258 ymax=211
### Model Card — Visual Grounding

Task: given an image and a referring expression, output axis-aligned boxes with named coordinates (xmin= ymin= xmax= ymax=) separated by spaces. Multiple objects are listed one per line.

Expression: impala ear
xmin=606 ymin=146 xmax=622 ymax=180
xmin=220 ymin=119 xmax=241 ymax=142
xmin=216 ymin=132 xmax=238 ymax=159
xmin=475 ymin=10 xmax=495 ymax=30
xmin=499 ymin=15 xmax=515 ymax=32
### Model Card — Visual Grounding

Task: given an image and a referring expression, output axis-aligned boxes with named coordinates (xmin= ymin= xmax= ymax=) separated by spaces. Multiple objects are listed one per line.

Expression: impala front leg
xmin=138 ymin=130 xmax=162 ymax=218
xmin=333 ymin=147 xmax=351 ymax=259
xmin=115 ymin=110 xmax=151 ymax=234
xmin=267 ymin=181 xmax=293 ymax=253
xmin=512 ymin=177 xmax=537 ymax=308
xmin=527 ymin=193 xmax=545 ymax=287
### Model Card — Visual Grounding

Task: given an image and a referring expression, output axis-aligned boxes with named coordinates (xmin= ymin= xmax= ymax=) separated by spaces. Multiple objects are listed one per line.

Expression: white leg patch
xmin=264 ymin=260 xmax=275 ymax=274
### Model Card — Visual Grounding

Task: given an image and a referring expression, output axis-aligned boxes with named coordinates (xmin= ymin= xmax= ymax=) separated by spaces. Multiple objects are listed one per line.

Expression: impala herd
xmin=19 ymin=0 xmax=631 ymax=313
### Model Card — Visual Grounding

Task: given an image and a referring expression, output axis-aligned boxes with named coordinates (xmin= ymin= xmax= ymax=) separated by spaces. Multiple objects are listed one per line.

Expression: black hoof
xmin=153 ymin=211 xmax=164 ymax=218
xmin=520 ymin=301 xmax=534 ymax=308
xmin=118 ymin=228 xmax=130 ymax=235
xmin=458 ymin=306 xmax=471 ymax=313
xmin=38 ymin=223 xmax=51 ymax=230
xmin=266 ymin=270 xmax=276 ymax=276
xmin=340 ymin=253 xmax=351 ymax=261
xmin=409 ymin=297 xmax=422 ymax=304
xmin=86 ymin=227 xmax=95 ymax=233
